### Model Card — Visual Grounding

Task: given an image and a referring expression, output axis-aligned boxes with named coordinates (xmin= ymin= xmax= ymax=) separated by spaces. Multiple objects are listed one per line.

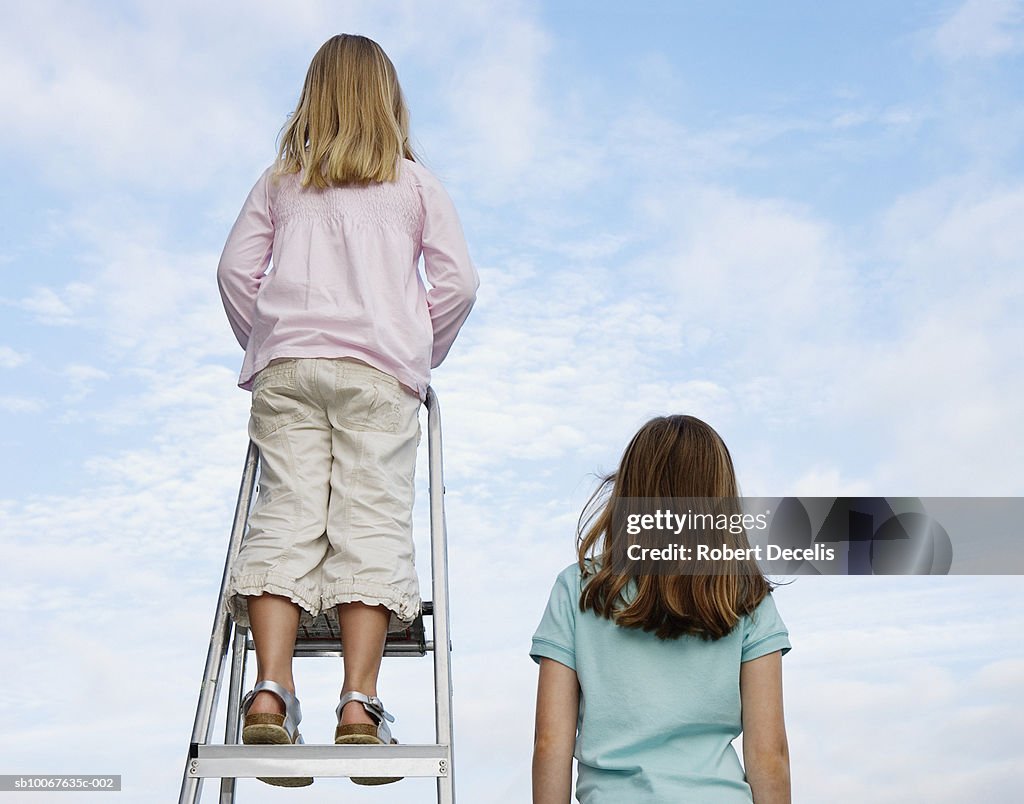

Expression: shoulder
xmin=260 ymin=163 xmax=300 ymax=204
xmin=749 ymin=590 xmax=785 ymax=622
xmin=541 ymin=563 xmax=584 ymax=613
xmin=265 ymin=163 xmax=303 ymax=186
xmin=399 ymin=158 xmax=438 ymax=186
xmin=257 ymin=163 xmax=286 ymax=189
xmin=555 ymin=562 xmax=584 ymax=592
xmin=400 ymin=159 xmax=455 ymax=202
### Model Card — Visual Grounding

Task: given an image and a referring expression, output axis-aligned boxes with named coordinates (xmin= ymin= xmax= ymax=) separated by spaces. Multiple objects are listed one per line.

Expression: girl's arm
xmin=217 ymin=169 xmax=274 ymax=349
xmin=417 ymin=172 xmax=479 ymax=368
xmin=532 ymin=657 xmax=578 ymax=804
xmin=740 ymin=650 xmax=791 ymax=804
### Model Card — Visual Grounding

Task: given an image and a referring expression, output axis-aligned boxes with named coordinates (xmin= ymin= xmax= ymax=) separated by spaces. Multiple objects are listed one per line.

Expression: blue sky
xmin=2 ymin=1 xmax=1023 ymax=801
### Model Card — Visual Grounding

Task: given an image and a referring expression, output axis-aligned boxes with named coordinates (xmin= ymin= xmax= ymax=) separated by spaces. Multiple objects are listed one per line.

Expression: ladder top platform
xmin=271 ymin=606 xmax=432 ymax=657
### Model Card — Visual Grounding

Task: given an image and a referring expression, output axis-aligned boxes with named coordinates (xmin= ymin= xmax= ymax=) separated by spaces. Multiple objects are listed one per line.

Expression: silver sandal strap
xmin=242 ymin=680 xmax=303 ymax=739
xmin=335 ymin=691 xmax=395 ymax=724
xmin=336 ymin=691 xmax=395 ymax=745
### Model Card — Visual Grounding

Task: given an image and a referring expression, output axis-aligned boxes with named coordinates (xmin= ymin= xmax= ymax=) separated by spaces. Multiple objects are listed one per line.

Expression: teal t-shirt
xmin=531 ymin=564 xmax=791 ymax=804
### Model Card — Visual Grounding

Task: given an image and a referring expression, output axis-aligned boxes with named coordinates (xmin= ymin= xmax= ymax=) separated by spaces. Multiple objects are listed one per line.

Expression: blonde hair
xmin=276 ymin=34 xmax=414 ymax=188
xmin=578 ymin=415 xmax=773 ymax=640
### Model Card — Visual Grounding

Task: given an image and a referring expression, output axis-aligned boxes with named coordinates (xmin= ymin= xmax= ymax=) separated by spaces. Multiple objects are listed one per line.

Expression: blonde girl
xmin=531 ymin=416 xmax=791 ymax=803
xmin=216 ymin=34 xmax=478 ymax=787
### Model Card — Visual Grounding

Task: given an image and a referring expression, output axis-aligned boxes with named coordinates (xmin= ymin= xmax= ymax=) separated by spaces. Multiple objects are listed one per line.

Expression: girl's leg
xmin=246 ymin=593 xmax=301 ymax=715
xmin=320 ymin=361 xmax=423 ymax=726
xmin=336 ymin=601 xmax=391 ymax=726
xmin=227 ymin=360 xmax=334 ymax=715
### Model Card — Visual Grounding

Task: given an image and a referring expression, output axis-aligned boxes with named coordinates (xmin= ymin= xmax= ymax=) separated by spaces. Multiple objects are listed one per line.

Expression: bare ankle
xmin=339 ymin=699 xmax=376 ymax=725
xmin=248 ymin=678 xmax=295 ymax=715
xmin=247 ymin=691 xmax=284 ymax=716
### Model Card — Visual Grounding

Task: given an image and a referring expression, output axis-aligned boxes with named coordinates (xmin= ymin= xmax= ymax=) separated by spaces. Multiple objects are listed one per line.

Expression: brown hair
xmin=577 ymin=415 xmax=773 ymax=640
xmin=276 ymin=34 xmax=414 ymax=188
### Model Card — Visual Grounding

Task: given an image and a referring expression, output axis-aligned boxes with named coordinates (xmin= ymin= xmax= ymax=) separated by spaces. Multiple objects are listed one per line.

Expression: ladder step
xmin=292 ymin=639 xmax=433 ymax=657
xmin=248 ymin=605 xmax=435 ymax=657
xmin=188 ymin=743 xmax=450 ymax=779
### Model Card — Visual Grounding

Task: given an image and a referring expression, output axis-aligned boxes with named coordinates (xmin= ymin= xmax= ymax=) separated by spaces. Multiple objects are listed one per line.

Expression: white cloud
xmin=62 ymin=364 xmax=110 ymax=403
xmin=39 ymin=203 xmax=238 ymax=368
xmin=882 ymin=180 xmax=1024 ymax=276
xmin=657 ymin=187 xmax=856 ymax=346
xmin=777 ymin=577 xmax=1024 ymax=803
xmin=0 ymin=346 xmax=28 ymax=368
xmin=0 ymin=395 xmax=44 ymax=413
xmin=435 ymin=260 xmax=741 ymax=484
xmin=21 ymin=288 xmax=71 ymax=320
xmin=441 ymin=8 xmax=551 ymax=180
xmin=591 ymin=167 xmax=1024 ymax=495
xmin=15 ymin=284 xmax=94 ymax=325
xmin=830 ymin=179 xmax=1024 ymax=494
xmin=932 ymin=0 xmax=1024 ymax=60
xmin=788 ymin=466 xmax=874 ymax=496
xmin=0 ymin=0 xmax=565 ymax=200
xmin=0 ymin=1 xmax=284 ymax=190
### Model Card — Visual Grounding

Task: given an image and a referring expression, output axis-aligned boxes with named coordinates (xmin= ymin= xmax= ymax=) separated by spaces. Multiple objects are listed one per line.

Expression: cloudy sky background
xmin=1 ymin=0 xmax=1022 ymax=801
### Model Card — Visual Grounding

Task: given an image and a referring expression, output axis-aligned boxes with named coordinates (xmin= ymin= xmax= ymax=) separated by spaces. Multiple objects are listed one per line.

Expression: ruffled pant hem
xmin=321 ymin=579 xmax=421 ymax=629
xmin=225 ymin=572 xmax=321 ymax=628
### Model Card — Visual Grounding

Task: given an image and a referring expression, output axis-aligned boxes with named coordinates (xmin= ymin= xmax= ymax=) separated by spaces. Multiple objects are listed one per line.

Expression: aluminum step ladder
xmin=179 ymin=387 xmax=455 ymax=803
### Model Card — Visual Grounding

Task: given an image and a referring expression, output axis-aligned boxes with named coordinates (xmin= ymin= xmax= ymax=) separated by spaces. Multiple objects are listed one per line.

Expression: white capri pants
xmin=225 ymin=357 xmax=422 ymax=630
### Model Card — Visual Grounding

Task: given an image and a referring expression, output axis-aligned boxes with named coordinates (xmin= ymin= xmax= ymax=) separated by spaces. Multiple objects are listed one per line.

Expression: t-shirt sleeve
xmin=742 ymin=593 xmax=792 ymax=662
xmin=530 ymin=566 xmax=578 ymax=671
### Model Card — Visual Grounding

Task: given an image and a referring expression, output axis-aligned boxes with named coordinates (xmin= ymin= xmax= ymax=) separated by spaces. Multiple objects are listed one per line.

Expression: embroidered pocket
xmin=333 ymin=362 xmax=408 ymax=433
xmin=249 ymin=362 xmax=309 ymax=438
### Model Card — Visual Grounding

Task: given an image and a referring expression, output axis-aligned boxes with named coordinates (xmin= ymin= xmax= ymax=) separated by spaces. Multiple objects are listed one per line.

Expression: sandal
xmin=334 ymin=691 xmax=401 ymax=785
xmin=240 ymin=680 xmax=313 ymax=787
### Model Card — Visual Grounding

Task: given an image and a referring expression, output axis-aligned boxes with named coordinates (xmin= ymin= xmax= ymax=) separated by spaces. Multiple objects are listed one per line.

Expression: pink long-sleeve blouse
xmin=217 ymin=159 xmax=479 ymax=398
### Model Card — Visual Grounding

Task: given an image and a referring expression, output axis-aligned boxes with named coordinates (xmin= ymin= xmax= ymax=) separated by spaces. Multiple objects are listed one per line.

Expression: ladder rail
xmin=426 ymin=388 xmax=456 ymax=800
xmin=218 ymin=625 xmax=249 ymax=802
xmin=179 ymin=441 xmax=259 ymax=804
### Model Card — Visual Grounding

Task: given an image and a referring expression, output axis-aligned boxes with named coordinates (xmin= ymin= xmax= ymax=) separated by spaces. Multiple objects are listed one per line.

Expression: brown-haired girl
xmin=216 ymin=34 xmax=478 ymax=787
xmin=531 ymin=416 xmax=791 ymax=803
